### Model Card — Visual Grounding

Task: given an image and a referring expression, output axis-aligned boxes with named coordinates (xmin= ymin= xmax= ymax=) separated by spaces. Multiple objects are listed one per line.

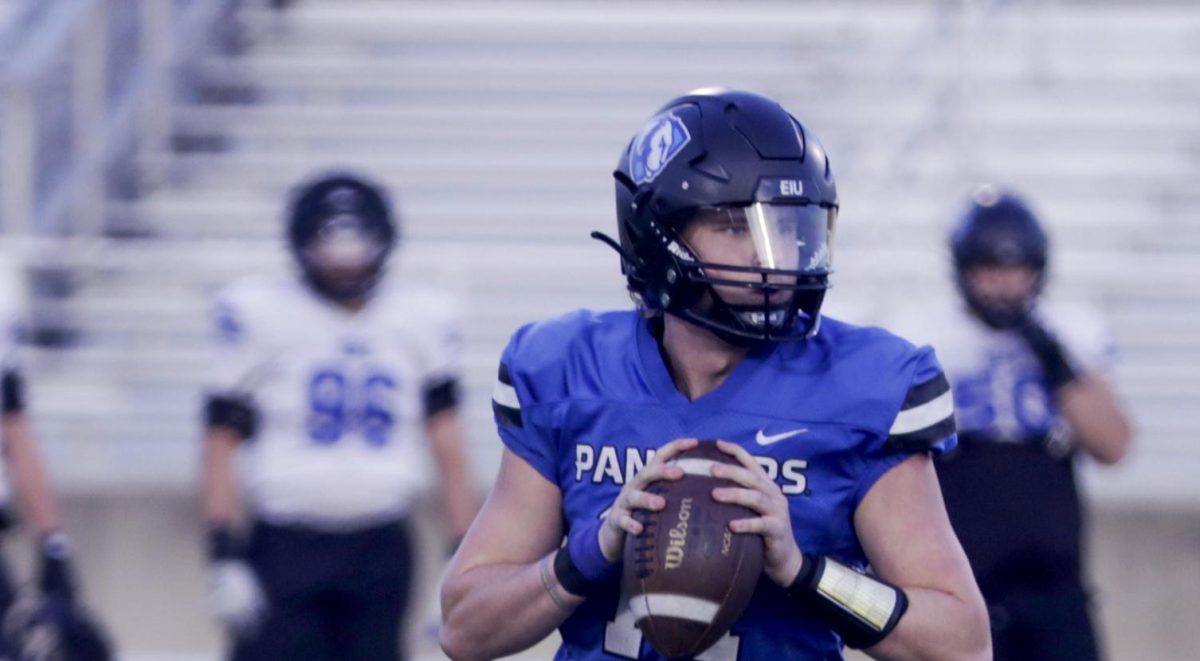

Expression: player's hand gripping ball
xmin=622 ymin=441 xmax=764 ymax=659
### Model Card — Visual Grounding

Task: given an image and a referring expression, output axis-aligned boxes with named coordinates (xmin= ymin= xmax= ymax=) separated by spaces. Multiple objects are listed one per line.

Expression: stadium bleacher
xmin=18 ymin=0 xmax=1200 ymax=510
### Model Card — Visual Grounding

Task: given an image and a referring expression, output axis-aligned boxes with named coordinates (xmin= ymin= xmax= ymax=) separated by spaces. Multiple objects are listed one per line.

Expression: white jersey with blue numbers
xmin=209 ymin=275 xmax=461 ymax=529
xmin=889 ymin=299 xmax=1115 ymax=443
xmin=491 ymin=309 xmax=957 ymax=660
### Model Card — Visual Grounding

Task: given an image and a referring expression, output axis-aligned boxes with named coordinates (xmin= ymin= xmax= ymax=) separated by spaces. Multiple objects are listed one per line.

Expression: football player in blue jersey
xmin=440 ymin=89 xmax=990 ymax=660
xmin=889 ymin=188 xmax=1132 ymax=660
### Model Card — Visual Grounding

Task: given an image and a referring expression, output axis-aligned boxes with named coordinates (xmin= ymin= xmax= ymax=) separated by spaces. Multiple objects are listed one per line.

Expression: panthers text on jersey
xmin=491 ymin=309 xmax=957 ymax=660
xmin=208 ymin=276 xmax=462 ymax=529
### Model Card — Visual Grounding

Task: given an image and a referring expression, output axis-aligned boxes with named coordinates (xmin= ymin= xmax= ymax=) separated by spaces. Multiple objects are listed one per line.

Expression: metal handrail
xmin=0 ymin=0 xmax=240 ymax=236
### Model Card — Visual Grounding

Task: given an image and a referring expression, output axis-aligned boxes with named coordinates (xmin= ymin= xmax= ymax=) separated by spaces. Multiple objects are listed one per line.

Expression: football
xmin=622 ymin=441 xmax=765 ymax=659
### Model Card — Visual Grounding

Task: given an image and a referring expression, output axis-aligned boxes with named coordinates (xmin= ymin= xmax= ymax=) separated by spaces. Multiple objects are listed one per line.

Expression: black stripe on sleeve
xmin=901 ymin=373 xmax=950 ymax=410
xmin=493 ymin=361 xmax=523 ymax=429
xmin=423 ymin=377 xmax=461 ymax=418
xmin=2 ymin=370 xmax=25 ymax=413
xmin=205 ymin=394 xmax=259 ymax=439
xmin=493 ymin=400 xmax=523 ymax=429
xmin=887 ymin=415 xmax=956 ymax=452
xmin=498 ymin=361 xmax=514 ymax=386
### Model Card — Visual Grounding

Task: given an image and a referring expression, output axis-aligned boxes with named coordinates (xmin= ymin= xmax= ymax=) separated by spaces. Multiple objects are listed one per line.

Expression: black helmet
xmin=597 ymin=88 xmax=838 ymax=344
xmin=287 ymin=171 xmax=397 ymax=303
xmin=950 ymin=186 xmax=1049 ymax=327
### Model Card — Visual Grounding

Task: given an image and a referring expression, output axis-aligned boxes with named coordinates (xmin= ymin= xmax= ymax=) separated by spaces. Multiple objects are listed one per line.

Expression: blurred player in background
xmin=0 ymin=265 xmax=111 ymax=660
xmin=888 ymin=187 xmax=1132 ymax=660
xmin=440 ymin=89 xmax=990 ymax=660
xmin=201 ymin=171 xmax=477 ymax=661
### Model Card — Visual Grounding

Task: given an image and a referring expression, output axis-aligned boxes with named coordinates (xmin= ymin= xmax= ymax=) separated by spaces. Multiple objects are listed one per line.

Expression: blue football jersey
xmin=491 ymin=310 xmax=956 ymax=660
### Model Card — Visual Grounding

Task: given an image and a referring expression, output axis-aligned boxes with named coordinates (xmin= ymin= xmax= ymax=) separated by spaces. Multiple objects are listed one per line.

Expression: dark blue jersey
xmin=492 ymin=310 xmax=956 ymax=660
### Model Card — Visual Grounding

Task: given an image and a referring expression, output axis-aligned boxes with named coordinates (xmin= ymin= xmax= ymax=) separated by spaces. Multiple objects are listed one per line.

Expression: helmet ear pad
xmin=615 ymin=196 xmax=707 ymax=316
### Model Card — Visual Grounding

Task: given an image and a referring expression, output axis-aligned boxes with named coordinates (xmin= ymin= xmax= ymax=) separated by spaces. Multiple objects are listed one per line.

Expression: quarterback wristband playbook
xmin=553 ymin=518 xmax=617 ymax=597
xmin=787 ymin=553 xmax=909 ymax=650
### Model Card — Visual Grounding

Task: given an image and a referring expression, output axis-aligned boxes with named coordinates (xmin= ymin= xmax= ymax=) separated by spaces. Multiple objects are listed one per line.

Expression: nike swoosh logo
xmin=755 ymin=428 xmax=809 ymax=445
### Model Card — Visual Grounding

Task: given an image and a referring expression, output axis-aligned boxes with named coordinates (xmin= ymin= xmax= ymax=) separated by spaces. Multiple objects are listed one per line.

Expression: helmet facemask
xmin=287 ymin=173 xmax=397 ymax=305
xmin=298 ymin=212 xmax=392 ymax=303
xmin=660 ymin=202 xmax=836 ymax=344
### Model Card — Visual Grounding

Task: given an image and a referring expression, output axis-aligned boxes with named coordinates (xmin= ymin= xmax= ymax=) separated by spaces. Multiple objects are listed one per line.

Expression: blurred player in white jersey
xmin=888 ymin=187 xmax=1132 ymax=661
xmin=0 ymin=262 xmax=111 ymax=660
xmin=201 ymin=172 xmax=477 ymax=661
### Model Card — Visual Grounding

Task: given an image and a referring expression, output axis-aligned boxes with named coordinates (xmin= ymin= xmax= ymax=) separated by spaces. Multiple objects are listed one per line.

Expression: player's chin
xmin=718 ymin=290 xmax=794 ymax=309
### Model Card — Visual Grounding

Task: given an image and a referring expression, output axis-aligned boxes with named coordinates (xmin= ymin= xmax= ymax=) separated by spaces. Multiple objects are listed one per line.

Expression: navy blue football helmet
xmin=596 ymin=88 xmax=839 ymax=344
xmin=287 ymin=171 xmax=397 ymax=303
xmin=950 ymin=186 xmax=1049 ymax=328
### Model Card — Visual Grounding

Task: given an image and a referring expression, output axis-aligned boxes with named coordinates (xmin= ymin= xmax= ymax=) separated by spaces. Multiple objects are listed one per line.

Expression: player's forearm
xmin=440 ymin=557 xmax=582 ymax=660
xmin=427 ymin=412 xmax=479 ymax=539
xmin=865 ymin=586 xmax=991 ymax=661
xmin=202 ymin=428 xmax=243 ymax=525
xmin=1056 ymin=375 xmax=1132 ymax=465
xmin=2 ymin=414 xmax=62 ymax=535
xmin=438 ymin=477 xmax=477 ymax=542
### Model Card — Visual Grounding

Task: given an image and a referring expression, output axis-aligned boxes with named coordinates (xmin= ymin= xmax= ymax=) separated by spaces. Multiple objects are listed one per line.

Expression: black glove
xmin=38 ymin=532 xmax=77 ymax=601
xmin=1014 ymin=313 xmax=1078 ymax=391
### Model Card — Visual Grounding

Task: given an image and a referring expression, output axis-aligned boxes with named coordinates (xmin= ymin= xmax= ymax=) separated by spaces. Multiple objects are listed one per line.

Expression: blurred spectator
xmin=200 ymin=172 xmax=477 ymax=661
xmin=0 ymin=260 xmax=112 ymax=659
xmin=888 ymin=187 xmax=1133 ymax=661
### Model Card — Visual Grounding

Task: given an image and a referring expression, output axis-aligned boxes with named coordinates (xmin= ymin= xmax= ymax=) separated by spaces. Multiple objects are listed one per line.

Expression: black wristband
xmin=787 ymin=554 xmax=909 ymax=650
xmin=39 ymin=532 xmax=76 ymax=600
xmin=552 ymin=543 xmax=606 ymax=598
xmin=207 ymin=525 xmax=241 ymax=562
xmin=1015 ymin=317 xmax=1077 ymax=390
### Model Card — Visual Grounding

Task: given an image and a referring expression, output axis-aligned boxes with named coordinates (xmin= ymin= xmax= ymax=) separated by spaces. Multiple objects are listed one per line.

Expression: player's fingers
xmin=728 ymin=515 xmax=788 ymax=539
xmin=710 ymin=461 xmax=775 ymax=493
xmin=629 ymin=460 xmax=685 ymax=491
xmin=714 ymin=440 xmax=766 ymax=475
xmin=712 ymin=486 xmax=772 ymax=514
xmin=632 ymin=443 xmax=696 ymax=487
xmin=727 ymin=516 xmax=768 ymax=535
xmin=614 ymin=512 xmax=644 ymax=536
xmin=624 ymin=489 xmax=667 ymax=512
xmin=651 ymin=437 xmax=699 ymax=466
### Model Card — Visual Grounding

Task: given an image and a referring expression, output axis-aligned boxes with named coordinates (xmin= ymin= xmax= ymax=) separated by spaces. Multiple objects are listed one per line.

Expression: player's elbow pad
xmin=205 ymin=395 xmax=258 ymax=439
xmin=787 ymin=554 xmax=909 ymax=650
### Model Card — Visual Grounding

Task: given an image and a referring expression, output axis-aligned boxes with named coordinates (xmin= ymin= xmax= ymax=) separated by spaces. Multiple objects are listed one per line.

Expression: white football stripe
xmin=629 ymin=593 xmax=720 ymax=624
xmin=491 ymin=379 xmax=520 ymax=410
xmin=889 ymin=390 xmax=954 ymax=435
xmin=672 ymin=458 xmax=718 ymax=477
